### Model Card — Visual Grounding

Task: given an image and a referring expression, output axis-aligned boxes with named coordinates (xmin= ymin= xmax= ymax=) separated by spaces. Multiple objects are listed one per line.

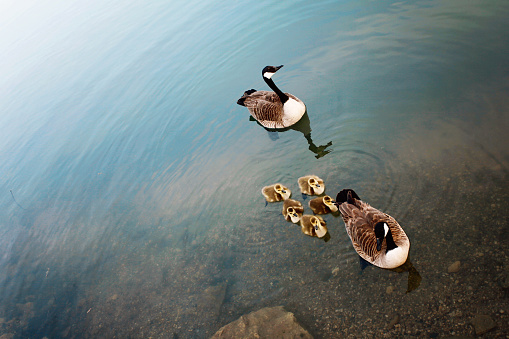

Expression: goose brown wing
xmin=357 ymin=201 xmax=408 ymax=246
xmin=339 ymin=200 xmax=386 ymax=260
xmin=242 ymin=91 xmax=284 ymax=128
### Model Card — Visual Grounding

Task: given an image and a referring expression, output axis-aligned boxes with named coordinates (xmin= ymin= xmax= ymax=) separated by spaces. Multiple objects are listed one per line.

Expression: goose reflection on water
xmin=390 ymin=257 xmax=422 ymax=293
xmin=250 ymin=112 xmax=333 ymax=158
xmin=357 ymin=256 xmax=421 ymax=293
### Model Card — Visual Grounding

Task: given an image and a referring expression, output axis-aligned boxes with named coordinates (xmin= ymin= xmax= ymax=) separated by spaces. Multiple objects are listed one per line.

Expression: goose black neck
xmin=385 ymin=229 xmax=398 ymax=253
xmin=264 ymin=77 xmax=289 ymax=104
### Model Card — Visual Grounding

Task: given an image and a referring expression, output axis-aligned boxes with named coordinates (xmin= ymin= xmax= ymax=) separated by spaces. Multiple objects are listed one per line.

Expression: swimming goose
xmin=309 ymin=195 xmax=338 ymax=214
xmin=237 ymin=65 xmax=306 ymax=129
xmin=298 ymin=175 xmax=325 ymax=196
xmin=262 ymin=183 xmax=291 ymax=202
xmin=300 ymin=215 xmax=329 ymax=240
xmin=335 ymin=189 xmax=410 ymax=269
xmin=282 ymin=199 xmax=304 ymax=223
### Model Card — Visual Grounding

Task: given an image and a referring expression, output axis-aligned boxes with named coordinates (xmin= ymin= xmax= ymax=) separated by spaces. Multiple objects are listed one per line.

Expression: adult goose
xmin=237 ymin=65 xmax=306 ymax=129
xmin=335 ymin=189 xmax=410 ymax=269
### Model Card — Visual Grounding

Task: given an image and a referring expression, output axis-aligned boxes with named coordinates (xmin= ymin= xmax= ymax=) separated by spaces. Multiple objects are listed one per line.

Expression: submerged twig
xmin=10 ymin=189 xmax=27 ymax=210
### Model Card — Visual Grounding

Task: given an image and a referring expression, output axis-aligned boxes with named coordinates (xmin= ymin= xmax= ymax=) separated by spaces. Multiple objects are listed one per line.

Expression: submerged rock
xmin=386 ymin=314 xmax=400 ymax=330
xmin=211 ymin=306 xmax=313 ymax=339
xmin=448 ymin=261 xmax=461 ymax=273
xmin=471 ymin=314 xmax=495 ymax=335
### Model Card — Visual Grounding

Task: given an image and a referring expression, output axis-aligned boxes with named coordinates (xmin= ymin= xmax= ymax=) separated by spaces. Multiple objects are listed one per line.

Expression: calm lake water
xmin=1 ymin=0 xmax=508 ymax=338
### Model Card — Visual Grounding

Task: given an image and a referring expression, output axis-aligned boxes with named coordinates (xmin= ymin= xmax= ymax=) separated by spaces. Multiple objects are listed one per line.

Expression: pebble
xmin=386 ymin=286 xmax=394 ymax=294
xmin=471 ymin=314 xmax=496 ymax=335
xmin=448 ymin=309 xmax=462 ymax=317
xmin=386 ymin=314 xmax=400 ymax=330
xmin=448 ymin=261 xmax=461 ymax=273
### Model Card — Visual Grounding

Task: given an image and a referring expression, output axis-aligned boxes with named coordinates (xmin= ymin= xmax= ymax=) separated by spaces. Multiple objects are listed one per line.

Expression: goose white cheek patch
xmin=263 ymin=72 xmax=275 ymax=79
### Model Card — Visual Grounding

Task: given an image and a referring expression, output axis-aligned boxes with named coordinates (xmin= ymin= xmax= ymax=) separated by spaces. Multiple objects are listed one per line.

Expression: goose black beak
xmin=376 ymin=238 xmax=383 ymax=251
xmin=276 ymin=65 xmax=284 ymax=70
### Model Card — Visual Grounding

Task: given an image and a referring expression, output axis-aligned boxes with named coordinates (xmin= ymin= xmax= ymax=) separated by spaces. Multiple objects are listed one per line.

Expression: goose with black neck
xmin=237 ymin=65 xmax=306 ymax=129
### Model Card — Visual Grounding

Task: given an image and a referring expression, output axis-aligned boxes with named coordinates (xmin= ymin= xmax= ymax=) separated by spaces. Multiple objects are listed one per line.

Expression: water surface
xmin=1 ymin=0 xmax=508 ymax=337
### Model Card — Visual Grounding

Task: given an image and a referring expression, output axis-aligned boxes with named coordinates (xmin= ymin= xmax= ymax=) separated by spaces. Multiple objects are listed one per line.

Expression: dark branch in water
xmin=10 ymin=189 xmax=27 ymax=210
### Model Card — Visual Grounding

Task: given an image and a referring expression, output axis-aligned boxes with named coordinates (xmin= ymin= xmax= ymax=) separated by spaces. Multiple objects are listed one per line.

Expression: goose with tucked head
xmin=298 ymin=175 xmax=325 ymax=196
xmin=261 ymin=183 xmax=291 ymax=202
xmin=299 ymin=215 xmax=329 ymax=241
xmin=335 ymin=189 xmax=410 ymax=269
xmin=309 ymin=195 xmax=338 ymax=215
xmin=282 ymin=199 xmax=304 ymax=223
xmin=237 ymin=65 xmax=306 ymax=129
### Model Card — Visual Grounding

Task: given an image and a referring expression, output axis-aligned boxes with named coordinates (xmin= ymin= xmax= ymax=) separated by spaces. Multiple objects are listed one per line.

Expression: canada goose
xmin=298 ymin=175 xmax=325 ymax=196
xmin=282 ymin=199 xmax=304 ymax=223
xmin=237 ymin=65 xmax=306 ymax=129
xmin=335 ymin=189 xmax=410 ymax=269
xmin=309 ymin=195 xmax=338 ymax=214
xmin=261 ymin=183 xmax=291 ymax=202
xmin=300 ymin=215 xmax=329 ymax=240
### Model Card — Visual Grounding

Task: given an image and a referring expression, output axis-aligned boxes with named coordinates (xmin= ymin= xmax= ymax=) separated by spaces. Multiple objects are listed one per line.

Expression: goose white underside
xmin=282 ymin=98 xmax=306 ymax=126
xmin=375 ymin=245 xmax=409 ymax=269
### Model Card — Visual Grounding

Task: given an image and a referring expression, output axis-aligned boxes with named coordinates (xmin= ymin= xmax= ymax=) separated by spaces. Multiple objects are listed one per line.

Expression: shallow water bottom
xmin=3 ymin=142 xmax=506 ymax=339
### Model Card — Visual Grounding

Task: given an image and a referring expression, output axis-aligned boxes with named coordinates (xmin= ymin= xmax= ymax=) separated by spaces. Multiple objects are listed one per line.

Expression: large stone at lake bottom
xmin=211 ymin=306 xmax=313 ymax=339
xmin=471 ymin=314 xmax=496 ymax=335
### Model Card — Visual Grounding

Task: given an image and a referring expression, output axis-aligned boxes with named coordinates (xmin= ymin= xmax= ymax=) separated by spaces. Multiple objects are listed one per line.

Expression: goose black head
xmin=262 ymin=65 xmax=284 ymax=79
xmin=374 ymin=222 xmax=389 ymax=251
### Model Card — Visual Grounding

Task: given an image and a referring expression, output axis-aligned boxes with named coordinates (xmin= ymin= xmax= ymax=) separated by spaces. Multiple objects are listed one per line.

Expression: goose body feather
xmin=241 ymin=91 xmax=305 ymax=129
xmin=336 ymin=189 xmax=410 ymax=269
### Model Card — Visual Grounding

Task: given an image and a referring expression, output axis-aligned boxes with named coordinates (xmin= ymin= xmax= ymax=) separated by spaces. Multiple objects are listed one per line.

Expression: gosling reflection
xmin=250 ymin=112 xmax=333 ymax=158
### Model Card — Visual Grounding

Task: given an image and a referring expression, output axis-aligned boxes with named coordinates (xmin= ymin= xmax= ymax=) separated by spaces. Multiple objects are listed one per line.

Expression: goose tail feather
xmin=237 ymin=89 xmax=257 ymax=106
